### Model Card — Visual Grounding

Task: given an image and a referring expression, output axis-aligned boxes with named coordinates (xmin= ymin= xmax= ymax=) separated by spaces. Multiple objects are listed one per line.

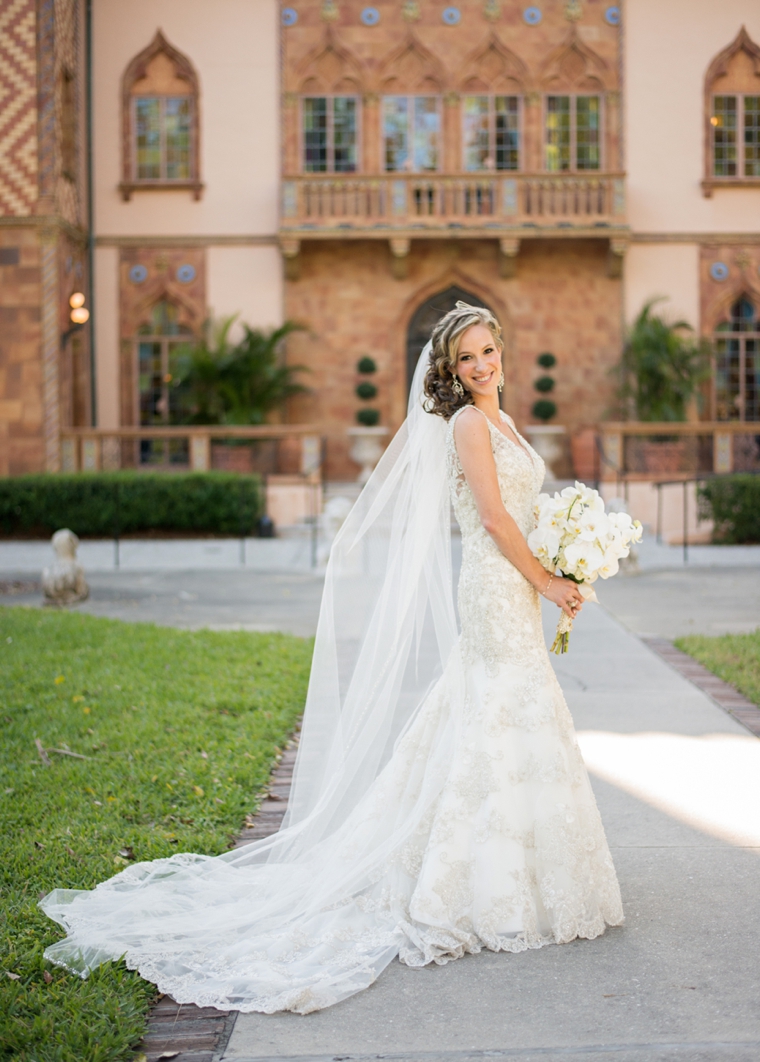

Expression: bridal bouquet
xmin=528 ymin=482 xmax=643 ymax=654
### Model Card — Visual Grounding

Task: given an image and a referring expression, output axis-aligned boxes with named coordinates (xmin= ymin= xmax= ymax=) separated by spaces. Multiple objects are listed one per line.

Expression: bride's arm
xmin=453 ymin=409 xmax=582 ymax=617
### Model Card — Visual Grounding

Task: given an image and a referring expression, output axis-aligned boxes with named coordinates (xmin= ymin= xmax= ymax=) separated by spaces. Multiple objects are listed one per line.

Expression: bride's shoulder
xmin=451 ymin=405 xmax=488 ymax=434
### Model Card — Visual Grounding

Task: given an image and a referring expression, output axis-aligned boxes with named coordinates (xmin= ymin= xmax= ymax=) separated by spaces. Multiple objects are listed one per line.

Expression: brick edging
xmin=135 ymin=735 xmax=299 ymax=1062
xmin=642 ymin=637 xmax=760 ymax=738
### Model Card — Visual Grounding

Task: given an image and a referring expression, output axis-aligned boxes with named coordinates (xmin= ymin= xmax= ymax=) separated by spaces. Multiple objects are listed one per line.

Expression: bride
xmin=41 ymin=303 xmax=623 ymax=1014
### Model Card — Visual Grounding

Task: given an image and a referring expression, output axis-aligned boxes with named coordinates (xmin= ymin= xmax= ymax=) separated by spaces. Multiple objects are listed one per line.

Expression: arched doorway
xmin=406 ymin=285 xmax=494 ymax=389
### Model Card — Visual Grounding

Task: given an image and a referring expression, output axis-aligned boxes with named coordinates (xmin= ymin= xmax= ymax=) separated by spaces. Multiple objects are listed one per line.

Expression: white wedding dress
xmin=41 ymin=378 xmax=623 ymax=1014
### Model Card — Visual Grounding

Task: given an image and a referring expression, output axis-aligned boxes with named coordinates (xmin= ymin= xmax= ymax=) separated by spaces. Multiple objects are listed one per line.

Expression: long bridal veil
xmin=41 ymin=342 xmax=462 ymax=1012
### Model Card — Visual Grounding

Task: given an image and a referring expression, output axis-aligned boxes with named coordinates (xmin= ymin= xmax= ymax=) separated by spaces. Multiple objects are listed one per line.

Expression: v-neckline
xmin=485 ymin=411 xmax=532 ymax=461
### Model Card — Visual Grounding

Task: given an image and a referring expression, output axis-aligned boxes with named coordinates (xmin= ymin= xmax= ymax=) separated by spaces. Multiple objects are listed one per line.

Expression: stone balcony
xmin=280 ymin=171 xmax=628 ymax=277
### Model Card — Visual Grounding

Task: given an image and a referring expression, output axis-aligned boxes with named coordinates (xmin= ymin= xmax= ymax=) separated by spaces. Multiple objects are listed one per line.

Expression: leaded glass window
xmin=134 ymin=97 xmax=192 ymax=181
xmin=383 ymin=96 xmax=441 ymax=172
xmin=136 ymin=301 xmax=193 ymax=464
xmin=715 ymin=297 xmax=760 ymax=422
xmin=463 ymin=96 xmax=519 ymax=172
xmin=711 ymin=95 xmax=760 ymax=178
xmin=302 ymin=97 xmax=357 ymax=173
xmin=545 ymin=96 xmax=601 ymax=172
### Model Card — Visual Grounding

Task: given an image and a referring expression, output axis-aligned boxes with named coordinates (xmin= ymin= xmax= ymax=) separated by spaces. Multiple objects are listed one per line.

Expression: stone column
xmin=363 ymin=94 xmax=380 ymax=174
xmin=40 ymin=229 xmax=60 ymax=472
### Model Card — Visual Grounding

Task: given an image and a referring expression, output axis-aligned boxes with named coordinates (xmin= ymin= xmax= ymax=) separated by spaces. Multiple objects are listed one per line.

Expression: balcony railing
xmin=598 ymin=421 xmax=760 ymax=481
xmin=281 ymin=172 xmax=626 ymax=234
xmin=60 ymin=425 xmax=324 ymax=476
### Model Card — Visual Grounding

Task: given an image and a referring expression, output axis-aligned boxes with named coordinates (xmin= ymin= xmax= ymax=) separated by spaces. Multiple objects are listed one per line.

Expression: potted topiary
xmin=347 ymin=356 xmax=388 ymax=483
xmin=524 ymin=352 xmax=566 ymax=480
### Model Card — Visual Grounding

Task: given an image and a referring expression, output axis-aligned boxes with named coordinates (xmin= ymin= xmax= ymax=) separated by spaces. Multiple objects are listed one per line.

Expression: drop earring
xmin=452 ymin=375 xmax=465 ymax=397
xmin=498 ymin=371 xmax=504 ymax=393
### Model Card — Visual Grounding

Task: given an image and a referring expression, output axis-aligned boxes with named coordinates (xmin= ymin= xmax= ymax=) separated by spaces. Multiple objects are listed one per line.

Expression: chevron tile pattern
xmin=0 ymin=0 xmax=37 ymax=216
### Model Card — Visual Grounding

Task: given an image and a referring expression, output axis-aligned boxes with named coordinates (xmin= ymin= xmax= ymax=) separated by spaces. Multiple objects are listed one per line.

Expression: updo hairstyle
xmin=423 ymin=301 xmax=503 ymax=419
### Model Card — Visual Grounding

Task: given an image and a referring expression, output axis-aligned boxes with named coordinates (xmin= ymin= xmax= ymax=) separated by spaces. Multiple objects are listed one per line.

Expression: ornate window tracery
xmin=121 ymin=31 xmax=201 ymax=201
xmin=704 ymin=27 xmax=760 ymax=194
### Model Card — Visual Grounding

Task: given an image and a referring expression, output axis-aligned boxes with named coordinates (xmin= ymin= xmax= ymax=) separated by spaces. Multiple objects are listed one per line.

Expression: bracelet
xmin=540 ymin=573 xmax=554 ymax=596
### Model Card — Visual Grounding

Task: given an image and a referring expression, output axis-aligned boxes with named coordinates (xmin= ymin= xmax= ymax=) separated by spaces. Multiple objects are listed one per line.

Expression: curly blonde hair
xmin=423 ymin=301 xmax=503 ymax=419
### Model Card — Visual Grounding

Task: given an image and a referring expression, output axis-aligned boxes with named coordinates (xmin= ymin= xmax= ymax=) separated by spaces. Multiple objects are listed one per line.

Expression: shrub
xmin=356 ymin=409 xmax=380 ymax=427
xmin=698 ymin=475 xmax=760 ymax=544
xmin=356 ymin=381 xmax=378 ymax=400
xmin=357 ymin=356 xmax=377 ymax=374
xmin=537 ymin=352 xmax=557 ymax=369
xmin=618 ymin=299 xmax=711 ymax=422
xmin=534 ymin=375 xmax=555 ymax=394
xmin=0 ymin=472 xmax=262 ymax=538
xmin=532 ymin=399 xmax=557 ymax=422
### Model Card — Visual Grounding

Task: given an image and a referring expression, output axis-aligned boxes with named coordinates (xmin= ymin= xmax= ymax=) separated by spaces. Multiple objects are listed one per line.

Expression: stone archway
xmin=406 ymin=285 xmax=494 ymax=390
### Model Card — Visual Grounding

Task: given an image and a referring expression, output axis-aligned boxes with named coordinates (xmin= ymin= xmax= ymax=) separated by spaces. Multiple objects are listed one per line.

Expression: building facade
xmin=0 ymin=0 xmax=759 ymax=481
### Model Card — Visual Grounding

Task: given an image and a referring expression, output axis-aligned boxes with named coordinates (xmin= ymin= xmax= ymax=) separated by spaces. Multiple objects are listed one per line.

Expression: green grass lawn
xmin=676 ymin=630 xmax=760 ymax=706
xmin=0 ymin=606 xmax=312 ymax=1062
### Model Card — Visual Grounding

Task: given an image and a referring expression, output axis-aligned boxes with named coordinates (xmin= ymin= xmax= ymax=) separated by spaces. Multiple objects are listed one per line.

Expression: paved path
xmin=220 ymin=602 xmax=760 ymax=1062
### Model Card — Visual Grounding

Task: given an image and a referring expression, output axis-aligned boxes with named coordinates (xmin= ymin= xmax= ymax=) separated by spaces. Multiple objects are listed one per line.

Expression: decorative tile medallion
xmin=710 ymin=261 xmax=729 ymax=282
xmin=282 ymin=7 xmax=298 ymax=26
xmin=523 ymin=6 xmax=542 ymax=26
xmin=360 ymin=6 xmax=380 ymax=24
xmin=604 ymin=5 xmax=621 ymax=25
xmin=129 ymin=264 xmax=148 ymax=284
xmin=442 ymin=6 xmax=461 ymax=25
xmin=177 ymin=264 xmax=197 ymax=284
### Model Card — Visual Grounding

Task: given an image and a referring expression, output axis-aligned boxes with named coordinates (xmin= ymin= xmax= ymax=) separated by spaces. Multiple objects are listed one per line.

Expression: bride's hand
xmin=542 ymin=575 xmax=584 ymax=618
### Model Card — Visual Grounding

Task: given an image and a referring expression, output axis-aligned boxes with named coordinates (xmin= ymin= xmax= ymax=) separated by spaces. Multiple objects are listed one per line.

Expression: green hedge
xmin=0 ymin=472 xmax=262 ymax=538
xmin=698 ymin=474 xmax=760 ymax=544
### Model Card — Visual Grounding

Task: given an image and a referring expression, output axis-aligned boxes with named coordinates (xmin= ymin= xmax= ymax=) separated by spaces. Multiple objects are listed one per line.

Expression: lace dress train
xmin=40 ymin=407 xmax=623 ymax=1013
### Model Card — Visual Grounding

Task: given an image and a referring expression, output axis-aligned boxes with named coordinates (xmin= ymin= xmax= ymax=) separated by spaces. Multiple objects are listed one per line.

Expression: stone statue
xmin=42 ymin=529 xmax=89 ymax=606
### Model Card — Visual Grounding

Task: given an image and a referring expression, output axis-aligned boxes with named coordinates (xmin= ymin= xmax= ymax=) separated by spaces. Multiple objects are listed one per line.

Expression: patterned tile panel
xmin=0 ymin=0 xmax=37 ymax=215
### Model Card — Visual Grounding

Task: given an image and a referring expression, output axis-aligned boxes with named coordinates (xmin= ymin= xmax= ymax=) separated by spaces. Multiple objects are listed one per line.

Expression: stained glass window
xmin=134 ymin=97 xmax=192 ymax=181
xmin=711 ymin=95 xmax=760 ymax=178
xmin=545 ymin=96 xmax=600 ymax=172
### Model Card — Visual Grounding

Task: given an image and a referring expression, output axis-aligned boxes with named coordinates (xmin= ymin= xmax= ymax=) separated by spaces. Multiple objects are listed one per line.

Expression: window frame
xmin=543 ymin=93 xmax=603 ymax=174
xmin=710 ymin=93 xmax=760 ymax=180
xmin=461 ymin=94 xmax=521 ymax=173
xmin=300 ymin=94 xmax=361 ymax=175
xmin=135 ymin=311 xmax=194 ymax=466
xmin=381 ymin=95 xmax=443 ymax=174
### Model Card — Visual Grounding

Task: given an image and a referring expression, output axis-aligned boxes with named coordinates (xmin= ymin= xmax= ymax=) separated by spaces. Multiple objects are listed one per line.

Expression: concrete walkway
xmin=221 ymin=602 xmax=760 ymax=1062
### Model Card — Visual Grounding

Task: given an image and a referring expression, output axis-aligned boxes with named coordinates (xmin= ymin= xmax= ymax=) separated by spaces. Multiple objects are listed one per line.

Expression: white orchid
xmin=529 ymin=482 xmax=643 ymax=653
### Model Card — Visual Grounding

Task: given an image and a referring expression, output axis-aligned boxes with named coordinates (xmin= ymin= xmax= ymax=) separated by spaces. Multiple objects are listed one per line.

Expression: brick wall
xmin=285 ymin=237 xmax=621 ymax=478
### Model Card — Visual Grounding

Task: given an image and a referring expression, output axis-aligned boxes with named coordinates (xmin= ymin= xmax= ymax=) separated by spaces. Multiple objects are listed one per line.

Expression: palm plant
xmin=619 ymin=299 xmax=711 ymax=422
xmin=173 ymin=317 xmax=307 ymax=425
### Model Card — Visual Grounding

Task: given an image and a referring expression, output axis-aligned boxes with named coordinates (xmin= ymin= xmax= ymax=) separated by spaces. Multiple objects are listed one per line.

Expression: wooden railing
xmin=281 ymin=172 xmax=626 ymax=232
xmin=598 ymin=421 xmax=760 ymax=481
xmin=60 ymin=425 xmax=324 ymax=476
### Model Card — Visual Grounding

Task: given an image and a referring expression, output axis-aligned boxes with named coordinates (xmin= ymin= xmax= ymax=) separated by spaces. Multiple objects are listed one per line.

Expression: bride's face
xmin=454 ymin=324 xmax=502 ymax=398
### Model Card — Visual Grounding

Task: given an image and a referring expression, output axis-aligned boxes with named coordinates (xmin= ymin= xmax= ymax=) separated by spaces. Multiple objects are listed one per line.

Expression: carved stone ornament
xmin=402 ymin=1 xmax=421 ymax=22
xmin=483 ymin=0 xmax=501 ymax=20
xmin=321 ymin=0 xmax=339 ymax=23
xmin=564 ymin=0 xmax=583 ymax=21
xmin=42 ymin=529 xmax=89 ymax=607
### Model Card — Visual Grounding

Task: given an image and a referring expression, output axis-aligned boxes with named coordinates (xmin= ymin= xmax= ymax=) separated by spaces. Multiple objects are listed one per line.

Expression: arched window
xmin=406 ymin=285 xmax=492 ymax=389
xmin=714 ymin=296 xmax=760 ymax=421
xmin=121 ymin=31 xmax=201 ymax=201
xmin=137 ymin=300 xmax=193 ymax=464
xmin=704 ymin=27 xmax=760 ymax=194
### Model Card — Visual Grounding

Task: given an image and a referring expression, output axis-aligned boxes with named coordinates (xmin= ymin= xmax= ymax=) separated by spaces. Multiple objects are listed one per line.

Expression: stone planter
xmin=523 ymin=424 xmax=567 ymax=480
xmin=347 ymin=426 xmax=389 ymax=484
